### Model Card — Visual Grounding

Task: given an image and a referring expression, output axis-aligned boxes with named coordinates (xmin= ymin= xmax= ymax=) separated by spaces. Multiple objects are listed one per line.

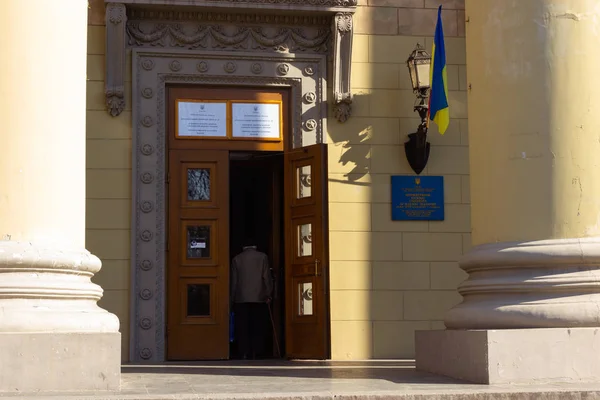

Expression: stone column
xmin=416 ymin=0 xmax=600 ymax=384
xmin=0 ymin=0 xmax=120 ymax=393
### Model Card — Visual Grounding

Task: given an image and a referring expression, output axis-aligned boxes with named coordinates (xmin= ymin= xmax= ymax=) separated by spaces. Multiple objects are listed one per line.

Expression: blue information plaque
xmin=391 ymin=176 xmax=444 ymax=221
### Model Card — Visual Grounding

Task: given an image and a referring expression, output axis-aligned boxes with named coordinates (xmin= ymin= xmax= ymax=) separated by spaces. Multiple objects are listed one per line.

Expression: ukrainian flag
xmin=429 ymin=5 xmax=449 ymax=135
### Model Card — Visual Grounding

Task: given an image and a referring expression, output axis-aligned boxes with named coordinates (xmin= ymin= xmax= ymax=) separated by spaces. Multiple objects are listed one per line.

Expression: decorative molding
xmin=126 ymin=22 xmax=330 ymax=54
xmin=197 ymin=61 xmax=209 ymax=73
xmin=140 ymin=230 xmax=154 ymax=242
xmin=106 ymin=4 xmax=356 ymax=121
xmin=141 ymin=116 xmax=154 ymax=127
xmin=141 ymin=172 xmax=154 ymax=183
xmin=277 ymin=63 xmax=290 ymax=76
xmin=105 ymin=3 xmax=127 ymax=117
xmin=140 ymin=317 xmax=153 ymax=330
xmin=250 ymin=62 xmax=263 ymax=74
xmin=141 ymin=87 xmax=154 ymax=99
xmin=140 ymin=348 xmax=152 ymax=360
xmin=305 ymin=119 xmax=317 ymax=131
xmin=140 ymin=201 xmax=154 ymax=213
xmin=108 ymin=3 xmax=126 ymax=24
xmin=304 ymin=91 xmax=316 ymax=104
xmin=140 ymin=288 xmax=153 ymax=300
xmin=141 ymin=59 xmax=155 ymax=70
xmin=117 ymin=0 xmax=356 ymax=13
xmin=332 ymin=12 xmax=353 ymax=123
xmin=141 ymin=143 xmax=154 ymax=155
xmin=223 ymin=61 xmax=237 ymax=73
xmin=169 ymin=60 xmax=182 ymax=72
xmin=139 ymin=259 xmax=153 ymax=271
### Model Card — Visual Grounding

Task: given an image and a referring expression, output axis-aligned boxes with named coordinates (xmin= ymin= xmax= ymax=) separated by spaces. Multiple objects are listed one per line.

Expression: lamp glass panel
xmin=416 ymin=63 xmax=431 ymax=88
xmin=407 ymin=62 xmax=418 ymax=91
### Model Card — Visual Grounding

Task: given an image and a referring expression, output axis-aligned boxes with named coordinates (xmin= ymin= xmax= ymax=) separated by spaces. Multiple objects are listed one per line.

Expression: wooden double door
xmin=165 ymin=86 xmax=329 ymax=361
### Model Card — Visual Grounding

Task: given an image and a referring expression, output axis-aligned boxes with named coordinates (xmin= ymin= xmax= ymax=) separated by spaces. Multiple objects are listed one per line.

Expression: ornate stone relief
xmin=140 ymin=317 xmax=152 ymax=330
xmin=197 ymin=61 xmax=209 ymax=73
xmin=277 ymin=63 xmax=290 ymax=76
xmin=140 ymin=288 xmax=153 ymax=300
xmin=104 ymin=3 xmax=355 ymax=122
xmin=126 ymin=22 xmax=330 ymax=54
xmin=139 ymin=259 xmax=153 ymax=271
xmin=141 ymin=87 xmax=154 ymax=99
xmin=251 ymin=62 xmax=263 ymax=74
xmin=223 ymin=61 xmax=237 ymax=73
xmin=304 ymin=91 xmax=316 ymax=104
xmin=305 ymin=119 xmax=317 ymax=131
xmin=130 ymin=50 xmax=327 ymax=362
xmin=169 ymin=60 xmax=182 ymax=72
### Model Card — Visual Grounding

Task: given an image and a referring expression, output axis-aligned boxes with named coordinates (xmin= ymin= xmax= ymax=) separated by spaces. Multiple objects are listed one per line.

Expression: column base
xmin=416 ymin=328 xmax=600 ymax=384
xmin=0 ymin=332 xmax=121 ymax=393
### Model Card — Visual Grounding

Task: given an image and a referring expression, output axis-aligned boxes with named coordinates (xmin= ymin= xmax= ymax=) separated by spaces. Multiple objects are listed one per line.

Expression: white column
xmin=0 ymin=0 xmax=120 ymax=393
xmin=446 ymin=0 xmax=600 ymax=330
xmin=416 ymin=0 xmax=600 ymax=384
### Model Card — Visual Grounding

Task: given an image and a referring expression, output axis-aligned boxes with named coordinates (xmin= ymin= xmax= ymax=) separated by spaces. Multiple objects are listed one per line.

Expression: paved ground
xmin=3 ymin=361 xmax=600 ymax=399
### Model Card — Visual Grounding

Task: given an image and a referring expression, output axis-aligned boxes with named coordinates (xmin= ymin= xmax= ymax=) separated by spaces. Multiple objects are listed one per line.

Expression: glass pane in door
xmin=187 ymin=284 xmax=211 ymax=316
xmin=188 ymin=168 xmax=211 ymax=201
xmin=297 ymin=223 xmax=312 ymax=257
xmin=298 ymin=282 xmax=313 ymax=316
xmin=296 ymin=165 xmax=312 ymax=199
xmin=187 ymin=225 xmax=211 ymax=258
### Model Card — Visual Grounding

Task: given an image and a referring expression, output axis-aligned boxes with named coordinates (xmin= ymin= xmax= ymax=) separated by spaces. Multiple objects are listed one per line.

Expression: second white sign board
xmin=232 ymin=103 xmax=281 ymax=139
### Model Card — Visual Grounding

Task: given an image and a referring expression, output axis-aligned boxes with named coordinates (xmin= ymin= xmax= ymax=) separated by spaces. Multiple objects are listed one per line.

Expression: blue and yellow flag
xmin=428 ymin=5 xmax=450 ymax=134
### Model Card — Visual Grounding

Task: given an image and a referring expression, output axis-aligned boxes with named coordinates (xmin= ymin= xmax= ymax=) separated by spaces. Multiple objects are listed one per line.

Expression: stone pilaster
xmin=0 ymin=0 xmax=120 ymax=393
xmin=416 ymin=0 xmax=600 ymax=384
xmin=105 ymin=3 xmax=127 ymax=117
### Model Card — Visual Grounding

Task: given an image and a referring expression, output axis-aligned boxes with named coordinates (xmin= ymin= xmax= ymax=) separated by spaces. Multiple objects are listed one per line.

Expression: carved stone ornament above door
xmin=104 ymin=1 xmax=355 ymax=122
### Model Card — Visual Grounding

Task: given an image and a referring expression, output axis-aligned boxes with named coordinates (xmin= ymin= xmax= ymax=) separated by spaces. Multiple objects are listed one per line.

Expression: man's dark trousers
xmin=234 ymin=302 xmax=268 ymax=359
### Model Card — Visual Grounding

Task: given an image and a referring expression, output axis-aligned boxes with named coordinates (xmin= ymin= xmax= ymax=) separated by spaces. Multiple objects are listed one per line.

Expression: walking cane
xmin=267 ymin=301 xmax=281 ymax=358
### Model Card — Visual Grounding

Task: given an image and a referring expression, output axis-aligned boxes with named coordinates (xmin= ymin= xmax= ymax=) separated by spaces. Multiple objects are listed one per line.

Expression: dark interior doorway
xmin=229 ymin=151 xmax=284 ymax=359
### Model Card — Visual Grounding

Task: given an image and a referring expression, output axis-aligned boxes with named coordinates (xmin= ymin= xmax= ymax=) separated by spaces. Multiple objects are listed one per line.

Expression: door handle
xmin=315 ymin=259 xmax=320 ymax=276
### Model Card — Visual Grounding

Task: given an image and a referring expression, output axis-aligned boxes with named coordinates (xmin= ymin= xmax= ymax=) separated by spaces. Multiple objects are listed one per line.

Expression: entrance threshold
xmin=7 ymin=361 xmax=600 ymax=399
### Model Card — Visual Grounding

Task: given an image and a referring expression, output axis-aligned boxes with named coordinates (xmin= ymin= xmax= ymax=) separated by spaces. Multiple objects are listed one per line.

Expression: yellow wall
xmin=87 ymin=0 xmax=131 ymax=362
xmin=327 ymin=0 xmax=469 ymax=359
xmin=85 ymin=0 xmax=470 ymax=362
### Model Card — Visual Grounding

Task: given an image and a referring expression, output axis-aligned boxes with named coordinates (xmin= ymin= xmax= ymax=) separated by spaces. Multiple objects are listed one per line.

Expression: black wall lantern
xmin=405 ymin=44 xmax=432 ymax=175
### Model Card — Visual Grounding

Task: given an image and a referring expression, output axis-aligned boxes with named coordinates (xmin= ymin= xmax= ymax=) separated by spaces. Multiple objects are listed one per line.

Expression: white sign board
xmin=177 ymin=101 xmax=227 ymax=138
xmin=232 ymin=102 xmax=281 ymax=139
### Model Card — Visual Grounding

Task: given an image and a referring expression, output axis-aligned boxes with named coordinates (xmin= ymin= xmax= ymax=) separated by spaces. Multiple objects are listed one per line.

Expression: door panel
xmin=284 ymin=144 xmax=329 ymax=359
xmin=167 ymin=149 xmax=229 ymax=360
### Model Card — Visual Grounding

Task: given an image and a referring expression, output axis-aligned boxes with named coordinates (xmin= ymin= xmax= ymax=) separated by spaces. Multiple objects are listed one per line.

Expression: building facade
xmin=86 ymin=0 xmax=469 ymax=363
xmin=0 ymin=0 xmax=600 ymax=392
xmin=3 ymin=0 xmax=597 ymax=390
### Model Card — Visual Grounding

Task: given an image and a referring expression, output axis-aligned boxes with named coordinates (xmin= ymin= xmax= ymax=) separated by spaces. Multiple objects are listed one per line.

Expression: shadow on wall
xmin=327 ymin=98 xmax=372 ymax=182
xmin=324 ymin=89 xmax=469 ymax=360
xmin=326 ymin=91 xmax=416 ymax=360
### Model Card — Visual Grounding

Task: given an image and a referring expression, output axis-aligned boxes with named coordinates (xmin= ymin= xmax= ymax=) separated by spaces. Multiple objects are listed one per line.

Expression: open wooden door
xmin=167 ymin=149 xmax=230 ymax=360
xmin=284 ymin=144 xmax=329 ymax=359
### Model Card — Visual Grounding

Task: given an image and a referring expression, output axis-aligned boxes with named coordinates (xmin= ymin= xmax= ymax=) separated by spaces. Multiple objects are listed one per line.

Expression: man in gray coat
xmin=231 ymin=239 xmax=273 ymax=359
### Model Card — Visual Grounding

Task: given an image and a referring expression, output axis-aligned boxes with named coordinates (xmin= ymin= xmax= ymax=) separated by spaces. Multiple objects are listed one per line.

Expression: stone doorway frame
xmin=104 ymin=1 xmax=355 ymax=363
xmin=130 ymin=50 xmax=327 ymax=362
